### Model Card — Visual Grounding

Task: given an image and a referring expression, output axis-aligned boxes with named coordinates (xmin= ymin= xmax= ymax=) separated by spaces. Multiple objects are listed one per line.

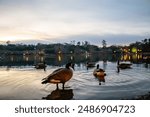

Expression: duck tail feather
xmin=41 ymin=79 xmax=48 ymax=84
xmin=42 ymin=77 xmax=47 ymax=81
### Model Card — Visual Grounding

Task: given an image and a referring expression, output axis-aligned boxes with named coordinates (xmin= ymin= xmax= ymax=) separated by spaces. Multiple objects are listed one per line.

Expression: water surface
xmin=0 ymin=54 xmax=150 ymax=100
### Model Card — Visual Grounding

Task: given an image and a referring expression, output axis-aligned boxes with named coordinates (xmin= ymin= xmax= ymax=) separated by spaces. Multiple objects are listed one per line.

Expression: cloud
xmin=0 ymin=0 xmax=150 ymax=44
xmin=58 ymin=34 xmax=149 ymax=46
xmin=13 ymin=33 xmax=149 ymax=47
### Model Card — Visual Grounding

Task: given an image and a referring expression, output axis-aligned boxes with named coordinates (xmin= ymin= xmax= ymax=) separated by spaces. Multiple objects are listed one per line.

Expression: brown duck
xmin=42 ymin=63 xmax=74 ymax=89
xmin=117 ymin=60 xmax=132 ymax=69
xmin=93 ymin=64 xmax=106 ymax=85
xmin=86 ymin=62 xmax=95 ymax=68
xmin=35 ymin=62 xmax=47 ymax=71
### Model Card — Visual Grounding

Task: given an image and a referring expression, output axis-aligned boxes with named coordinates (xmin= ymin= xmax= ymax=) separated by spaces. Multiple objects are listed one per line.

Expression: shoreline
xmin=132 ymin=92 xmax=150 ymax=100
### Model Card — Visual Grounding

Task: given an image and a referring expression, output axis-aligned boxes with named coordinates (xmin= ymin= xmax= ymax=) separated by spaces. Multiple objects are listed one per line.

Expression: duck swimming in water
xmin=86 ymin=62 xmax=95 ymax=68
xmin=42 ymin=63 xmax=74 ymax=90
xmin=86 ymin=62 xmax=95 ymax=70
xmin=35 ymin=62 xmax=47 ymax=71
xmin=93 ymin=64 xmax=106 ymax=85
xmin=117 ymin=60 xmax=132 ymax=69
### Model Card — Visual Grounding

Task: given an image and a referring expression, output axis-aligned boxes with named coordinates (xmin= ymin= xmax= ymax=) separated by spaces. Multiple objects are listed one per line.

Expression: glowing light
xmin=25 ymin=56 xmax=29 ymax=62
xmin=132 ymin=54 xmax=137 ymax=60
xmin=129 ymin=55 xmax=131 ymax=60
xmin=58 ymin=51 xmax=61 ymax=54
xmin=10 ymin=56 xmax=14 ymax=61
xmin=58 ymin=55 xmax=62 ymax=62
xmin=132 ymin=47 xmax=137 ymax=53
xmin=138 ymin=55 xmax=140 ymax=59
xmin=123 ymin=54 xmax=128 ymax=61
xmin=39 ymin=56 xmax=44 ymax=62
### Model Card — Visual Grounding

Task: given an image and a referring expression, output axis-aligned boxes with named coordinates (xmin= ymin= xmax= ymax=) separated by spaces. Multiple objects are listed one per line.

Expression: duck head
xmin=66 ymin=62 xmax=75 ymax=70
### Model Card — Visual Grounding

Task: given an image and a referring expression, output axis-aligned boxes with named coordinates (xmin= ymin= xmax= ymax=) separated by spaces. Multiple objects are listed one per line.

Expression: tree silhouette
xmin=102 ymin=40 xmax=106 ymax=48
xmin=6 ymin=40 xmax=10 ymax=45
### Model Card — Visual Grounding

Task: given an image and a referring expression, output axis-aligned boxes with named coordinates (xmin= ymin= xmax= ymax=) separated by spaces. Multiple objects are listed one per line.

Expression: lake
xmin=0 ymin=53 xmax=150 ymax=100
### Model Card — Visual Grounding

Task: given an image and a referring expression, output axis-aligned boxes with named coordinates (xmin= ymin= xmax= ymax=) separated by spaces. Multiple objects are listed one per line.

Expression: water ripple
xmin=0 ymin=62 xmax=150 ymax=99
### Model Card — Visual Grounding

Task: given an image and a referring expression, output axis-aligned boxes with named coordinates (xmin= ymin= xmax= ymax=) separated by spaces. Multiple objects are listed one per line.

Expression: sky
xmin=0 ymin=0 xmax=150 ymax=46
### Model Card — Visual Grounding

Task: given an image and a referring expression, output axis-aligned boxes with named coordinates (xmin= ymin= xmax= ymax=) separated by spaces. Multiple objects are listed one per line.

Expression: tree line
xmin=0 ymin=38 xmax=149 ymax=55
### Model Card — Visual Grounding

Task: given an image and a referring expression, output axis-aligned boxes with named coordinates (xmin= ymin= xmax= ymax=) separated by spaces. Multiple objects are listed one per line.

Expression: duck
xmin=41 ymin=62 xmax=74 ymax=90
xmin=86 ymin=62 xmax=95 ymax=67
xmin=35 ymin=62 xmax=47 ymax=70
xmin=86 ymin=62 xmax=95 ymax=70
xmin=93 ymin=64 xmax=106 ymax=85
xmin=117 ymin=60 xmax=132 ymax=69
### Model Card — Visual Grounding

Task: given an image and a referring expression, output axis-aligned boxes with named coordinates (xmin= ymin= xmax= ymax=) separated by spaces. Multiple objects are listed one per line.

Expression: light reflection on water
xmin=0 ymin=60 xmax=150 ymax=100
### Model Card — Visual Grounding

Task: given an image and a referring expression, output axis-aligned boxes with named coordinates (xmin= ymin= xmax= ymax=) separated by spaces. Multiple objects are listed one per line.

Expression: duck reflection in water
xmin=42 ymin=89 xmax=73 ymax=100
xmin=93 ymin=64 xmax=106 ymax=85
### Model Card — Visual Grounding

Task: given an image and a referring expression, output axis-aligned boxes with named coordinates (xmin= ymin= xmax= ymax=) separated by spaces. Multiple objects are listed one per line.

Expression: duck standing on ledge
xmin=42 ymin=63 xmax=74 ymax=90
xmin=93 ymin=64 xmax=106 ymax=85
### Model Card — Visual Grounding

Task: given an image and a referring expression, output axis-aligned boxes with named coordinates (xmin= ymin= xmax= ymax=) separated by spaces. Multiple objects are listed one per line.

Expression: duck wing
xmin=51 ymin=68 xmax=72 ymax=81
xmin=42 ymin=68 xmax=72 ymax=84
xmin=42 ymin=68 xmax=63 ymax=80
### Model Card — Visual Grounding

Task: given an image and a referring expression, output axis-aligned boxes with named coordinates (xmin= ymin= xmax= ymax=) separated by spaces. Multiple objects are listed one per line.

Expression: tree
xmin=142 ymin=38 xmax=148 ymax=44
xmin=77 ymin=41 xmax=81 ymax=46
xmin=70 ymin=40 xmax=75 ymax=45
xmin=102 ymin=40 xmax=106 ymax=48
xmin=6 ymin=40 xmax=10 ymax=45
xmin=84 ymin=41 xmax=90 ymax=46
